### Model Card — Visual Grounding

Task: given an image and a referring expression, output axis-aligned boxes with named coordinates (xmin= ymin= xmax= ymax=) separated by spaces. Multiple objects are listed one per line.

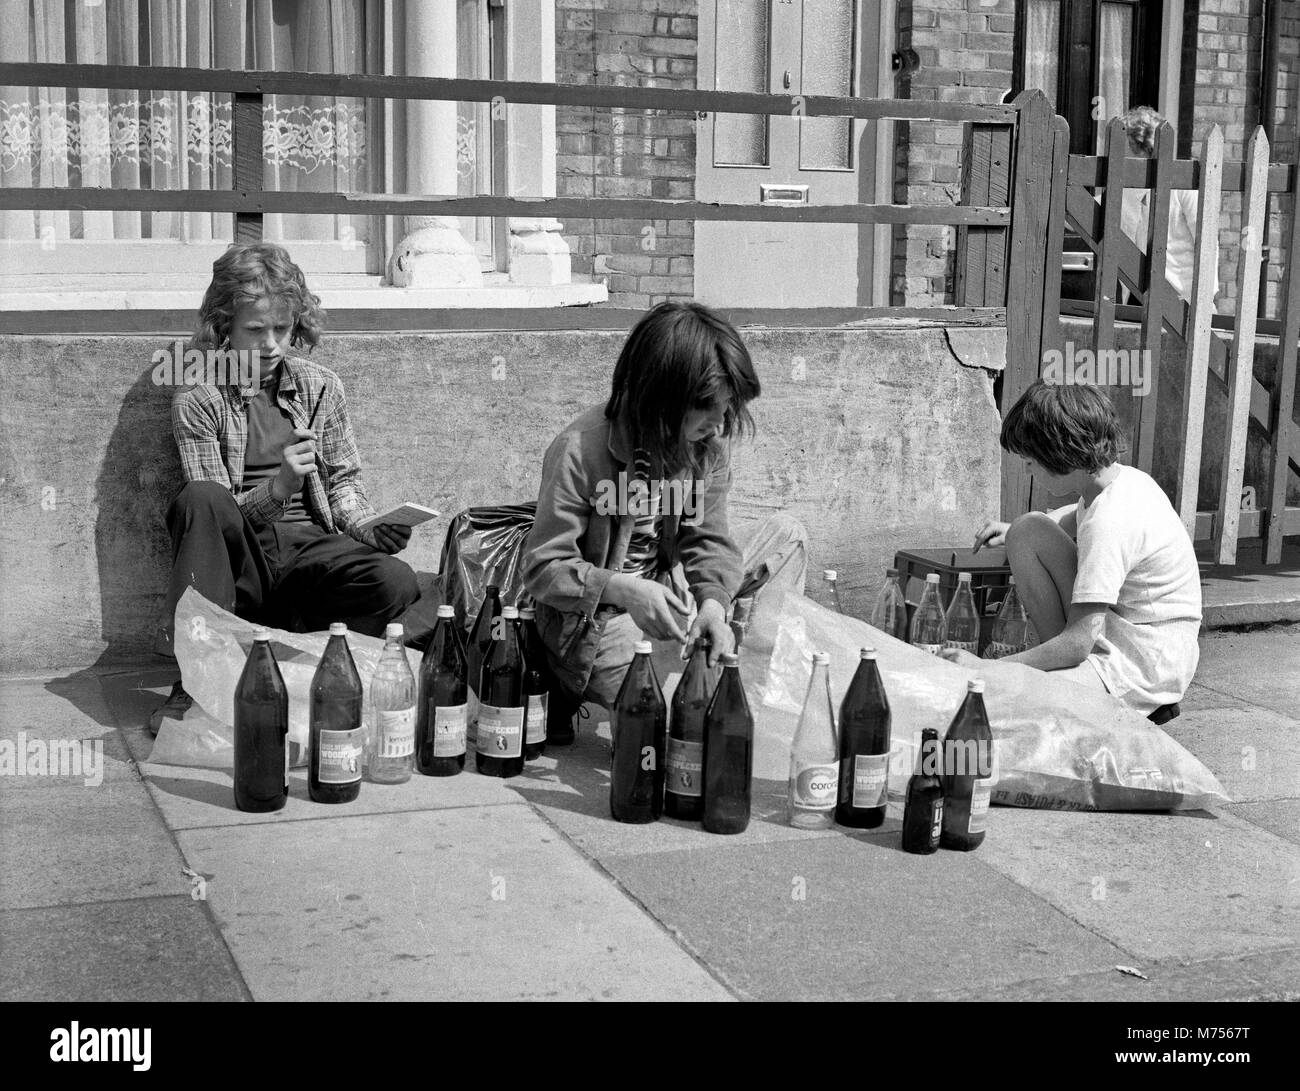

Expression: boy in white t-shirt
xmin=950 ymin=381 xmax=1203 ymax=714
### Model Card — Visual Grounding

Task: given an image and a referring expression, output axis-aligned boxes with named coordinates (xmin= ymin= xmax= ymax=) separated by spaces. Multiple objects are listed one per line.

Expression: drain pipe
xmin=1258 ymin=0 xmax=1280 ymax=318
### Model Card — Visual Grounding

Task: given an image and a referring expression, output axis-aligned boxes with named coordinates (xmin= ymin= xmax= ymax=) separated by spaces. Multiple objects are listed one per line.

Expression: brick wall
xmin=892 ymin=0 xmax=1016 ymax=307
xmin=555 ymin=0 xmax=697 ymax=307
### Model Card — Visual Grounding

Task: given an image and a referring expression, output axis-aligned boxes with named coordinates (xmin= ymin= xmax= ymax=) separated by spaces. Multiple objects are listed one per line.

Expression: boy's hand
xmin=272 ymin=428 xmax=317 ymax=500
xmin=687 ymin=598 xmax=733 ymax=666
xmin=613 ymin=576 xmax=691 ymax=643
xmin=371 ymin=523 xmax=412 ymax=555
xmin=972 ymin=519 xmax=1010 ymax=553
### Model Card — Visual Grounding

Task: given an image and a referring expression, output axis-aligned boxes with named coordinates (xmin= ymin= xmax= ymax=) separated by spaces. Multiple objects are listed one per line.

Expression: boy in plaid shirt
xmin=150 ymin=243 xmax=418 ymax=734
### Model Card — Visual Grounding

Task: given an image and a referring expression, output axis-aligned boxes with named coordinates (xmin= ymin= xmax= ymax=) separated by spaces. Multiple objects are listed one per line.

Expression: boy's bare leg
xmin=1004 ymin=511 xmax=1078 ymax=642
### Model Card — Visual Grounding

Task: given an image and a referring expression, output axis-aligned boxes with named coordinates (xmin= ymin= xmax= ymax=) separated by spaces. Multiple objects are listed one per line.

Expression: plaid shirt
xmin=171 ymin=355 xmax=378 ymax=540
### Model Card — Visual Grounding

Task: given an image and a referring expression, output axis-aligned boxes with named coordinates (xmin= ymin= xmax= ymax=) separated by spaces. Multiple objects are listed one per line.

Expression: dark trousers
xmin=164 ymin=481 xmax=419 ymax=641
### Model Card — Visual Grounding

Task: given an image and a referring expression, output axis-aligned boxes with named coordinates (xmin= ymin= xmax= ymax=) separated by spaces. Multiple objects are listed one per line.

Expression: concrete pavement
xmin=1 ymin=626 xmax=1297 ymax=1002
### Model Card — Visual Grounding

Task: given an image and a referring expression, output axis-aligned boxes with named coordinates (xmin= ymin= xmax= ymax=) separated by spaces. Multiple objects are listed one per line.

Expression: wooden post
xmin=232 ymin=91 xmax=263 ymax=242
xmin=1264 ymin=129 xmax=1300 ymax=562
xmin=956 ymin=122 xmax=1012 ymax=307
xmin=1092 ymin=119 xmax=1129 ymax=380
xmin=1135 ymin=121 xmax=1177 ymax=473
xmin=1040 ymin=117 xmax=1070 ymax=369
xmin=1175 ymin=126 xmax=1225 ymax=540
xmin=1214 ymin=126 xmax=1270 ymax=564
xmin=1002 ymin=90 xmax=1056 ymax=520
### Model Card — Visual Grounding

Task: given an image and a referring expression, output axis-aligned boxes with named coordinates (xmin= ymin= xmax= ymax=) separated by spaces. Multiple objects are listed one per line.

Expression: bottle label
xmin=666 ymin=738 xmax=704 ymax=798
xmin=850 ymin=753 xmax=889 ymax=809
xmin=432 ymin=702 xmax=468 ymax=757
xmin=477 ymin=704 xmax=523 ymax=759
xmin=943 ymin=640 xmax=980 ymax=654
xmin=317 ymin=728 xmax=364 ymax=785
xmin=968 ymin=777 xmax=993 ymax=834
xmin=525 ymin=694 xmax=548 ymax=745
xmin=984 ymin=641 xmax=1023 ymax=660
xmin=915 ymin=643 xmax=944 ymax=655
xmin=791 ymin=760 xmax=838 ymax=811
xmin=931 ymin=797 xmax=944 ymax=844
xmin=376 ymin=707 xmax=415 ymax=758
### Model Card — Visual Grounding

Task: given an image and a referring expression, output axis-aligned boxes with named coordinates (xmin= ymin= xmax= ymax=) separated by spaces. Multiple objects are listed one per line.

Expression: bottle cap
xmin=920 ymin=727 xmax=939 ymax=743
xmin=634 ymin=640 xmax=653 ymax=655
xmin=436 ymin=605 xmax=455 ymax=618
xmin=958 ymin=571 xmax=972 ymax=582
xmin=329 ymin=622 xmax=348 ymax=635
xmin=925 ymin=572 xmax=940 ymax=584
xmin=385 ymin=623 xmax=403 ymax=640
xmin=967 ymin=678 xmax=985 ymax=693
xmin=812 ymin=651 xmax=830 ymax=664
xmin=718 ymin=652 xmax=739 ymax=667
xmin=823 ymin=569 xmax=837 ymax=581
xmin=1008 ymin=576 xmax=1016 ymax=586
xmin=860 ymin=647 xmax=876 ymax=659
xmin=519 ymin=607 xmax=535 ymax=619
xmin=502 ymin=606 xmax=519 ymax=619
xmin=252 ymin=627 xmax=271 ymax=642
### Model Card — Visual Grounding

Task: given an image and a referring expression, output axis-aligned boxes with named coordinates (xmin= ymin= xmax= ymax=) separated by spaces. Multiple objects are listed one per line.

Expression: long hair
xmin=193 ymin=241 xmax=326 ymax=350
xmin=604 ymin=301 xmax=761 ymax=474
xmin=1000 ymin=380 xmax=1124 ymax=475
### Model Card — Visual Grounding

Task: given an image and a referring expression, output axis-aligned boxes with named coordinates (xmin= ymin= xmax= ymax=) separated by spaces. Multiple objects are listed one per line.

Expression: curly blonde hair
xmin=1118 ymin=105 xmax=1165 ymax=156
xmin=193 ymin=241 xmax=326 ymax=350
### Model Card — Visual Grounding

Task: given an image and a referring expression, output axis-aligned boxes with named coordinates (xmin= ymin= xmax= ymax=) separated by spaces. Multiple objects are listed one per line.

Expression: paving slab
xmin=0 ymin=782 xmax=192 ymax=910
xmin=0 ymin=676 xmax=137 ymax=789
xmin=1175 ymin=680 xmax=1251 ymax=714
xmin=600 ymin=834 xmax=1129 ymax=1001
xmin=977 ymin=807 xmax=1300 ymax=963
xmin=1160 ymin=704 xmax=1300 ymax=803
xmin=174 ymin=805 xmax=737 ymax=1002
xmin=0 ymin=895 xmax=249 ymax=1001
xmin=1189 ymin=629 xmax=1300 ymax=719
xmin=1225 ymin=799 xmax=1300 ymax=847
xmin=511 ymin=722 xmax=849 ymax=857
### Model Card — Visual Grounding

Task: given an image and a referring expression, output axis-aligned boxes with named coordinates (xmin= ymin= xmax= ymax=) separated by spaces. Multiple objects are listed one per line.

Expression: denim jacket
xmin=521 ymin=404 xmax=742 ymax=696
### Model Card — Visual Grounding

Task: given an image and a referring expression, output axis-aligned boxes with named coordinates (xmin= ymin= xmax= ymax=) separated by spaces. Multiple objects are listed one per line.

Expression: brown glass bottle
xmin=308 ymin=623 xmax=365 ymax=804
xmin=940 ymin=679 xmax=995 ymax=851
xmin=517 ymin=607 xmax=551 ymax=761
xmin=835 ymin=648 xmax=892 ymax=829
xmin=665 ymin=639 xmax=715 ymax=820
xmin=476 ymin=605 xmax=525 ymax=778
xmin=234 ymin=628 xmax=288 ymax=813
xmin=701 ymin=652 xmax=753 ymax=835
xmin=416 ymin=605 xmax=469 ymax=776
xmin=901 ymin=728 xmax=944 ymax=854
xmin=610 ymin=641 xmax=667 ymax=823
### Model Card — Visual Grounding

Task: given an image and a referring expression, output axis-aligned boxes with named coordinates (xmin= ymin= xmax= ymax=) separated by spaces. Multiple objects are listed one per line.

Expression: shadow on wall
xmin=95 ymin=355 xmax=185 ymax=663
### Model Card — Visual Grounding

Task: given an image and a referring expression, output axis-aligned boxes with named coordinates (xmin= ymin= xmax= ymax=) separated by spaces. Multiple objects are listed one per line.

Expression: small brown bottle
xmin=901 ymin=728 xmax=944 ymax=854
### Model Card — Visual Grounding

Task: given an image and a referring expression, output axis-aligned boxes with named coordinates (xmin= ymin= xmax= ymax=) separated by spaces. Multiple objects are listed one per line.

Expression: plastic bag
xmin=150 ymin=587 xmax=389 ymax=768
xmin=742 ymin=588 xmax=1230 ymax=811
xmin=438 ymin=502 xmax=537 ymax=633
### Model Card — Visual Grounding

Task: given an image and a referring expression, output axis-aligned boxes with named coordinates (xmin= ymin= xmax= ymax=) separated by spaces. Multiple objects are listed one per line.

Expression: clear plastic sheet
xmin=150 ymin=588 xmax=388 ymax=768
xmin=741 ymin=588 xmax=1230 ymax=811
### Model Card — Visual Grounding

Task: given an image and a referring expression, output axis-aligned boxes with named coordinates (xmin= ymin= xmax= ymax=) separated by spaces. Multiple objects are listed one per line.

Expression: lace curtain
xmin=1022 ymin=1 xmax=1060 ymax=109
xmin=0 ymin=0 xmax=372 ymax=244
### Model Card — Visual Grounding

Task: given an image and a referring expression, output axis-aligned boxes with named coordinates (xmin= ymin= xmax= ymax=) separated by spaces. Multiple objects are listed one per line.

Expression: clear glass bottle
xmin=909 ymin=573 xmax=947 ymax=653
xmin=869 ymin=567 xmax=909 ymax=641
xmin=369 ymin=623 xmax=416 ymax=784
xmin=943 ymin=572 xmax=981 ymax=655
xmin=788 ymin=651 xmax=839 ymax=829
xmin=823 ymin=569 xmax=844 ymax=614
xmin=985 ymin=577 xmax=1033 ymax=659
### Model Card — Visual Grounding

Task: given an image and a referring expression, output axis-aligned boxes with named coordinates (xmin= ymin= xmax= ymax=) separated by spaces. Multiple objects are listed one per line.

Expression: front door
xmin=695 ymin=0 xmax=885 ymax=308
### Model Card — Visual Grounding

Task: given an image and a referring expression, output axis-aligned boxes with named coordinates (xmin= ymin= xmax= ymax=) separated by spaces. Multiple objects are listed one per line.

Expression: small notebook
xmin=355 ymin=503 xmax=440 ymax=531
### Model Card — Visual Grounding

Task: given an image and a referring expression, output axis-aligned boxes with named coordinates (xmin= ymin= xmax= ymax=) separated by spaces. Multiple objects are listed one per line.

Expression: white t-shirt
xmin=1121 ymin=188 xmax=1215 ymax=304
xmin=1073 ymin=465 xmax=1203 ymax=711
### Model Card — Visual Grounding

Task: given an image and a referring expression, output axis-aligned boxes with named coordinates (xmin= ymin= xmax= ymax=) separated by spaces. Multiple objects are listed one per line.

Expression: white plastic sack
xmin=150 ymin=588 xmax=388 ymax=768
xmin=740 ymin=588 xmax=1230 ymax=812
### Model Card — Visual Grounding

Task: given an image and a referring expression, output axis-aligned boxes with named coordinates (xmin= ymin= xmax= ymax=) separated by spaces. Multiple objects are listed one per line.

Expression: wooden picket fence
xmin=960 ymin=92 xmax=1300 ymax=567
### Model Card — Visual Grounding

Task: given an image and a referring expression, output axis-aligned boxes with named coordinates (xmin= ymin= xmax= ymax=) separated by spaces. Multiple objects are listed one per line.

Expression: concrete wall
xmin=0 ymin=327 xmax=1002 ymax=672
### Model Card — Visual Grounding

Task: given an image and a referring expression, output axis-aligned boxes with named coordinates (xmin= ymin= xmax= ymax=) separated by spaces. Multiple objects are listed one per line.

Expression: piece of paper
xmin=355 ymin=502 xmax=440 ymax=531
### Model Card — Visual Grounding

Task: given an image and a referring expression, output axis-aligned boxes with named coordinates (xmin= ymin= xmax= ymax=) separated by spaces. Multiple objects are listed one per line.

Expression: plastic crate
xmin=892 ymin=546 xmax=1014 ymax=653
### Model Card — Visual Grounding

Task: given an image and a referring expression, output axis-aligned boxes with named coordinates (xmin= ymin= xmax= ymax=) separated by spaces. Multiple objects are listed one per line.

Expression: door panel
xmin=696 ymin=0 xmax=881 ymax=308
